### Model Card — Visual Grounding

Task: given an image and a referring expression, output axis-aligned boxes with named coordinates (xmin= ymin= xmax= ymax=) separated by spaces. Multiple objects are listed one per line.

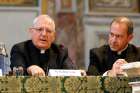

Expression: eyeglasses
xmin=31 ymin=27 xmax=54 ymax=34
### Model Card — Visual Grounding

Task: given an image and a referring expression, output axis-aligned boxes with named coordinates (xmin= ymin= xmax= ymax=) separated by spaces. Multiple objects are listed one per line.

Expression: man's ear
xmin=28 ymin=28 xmax=33 ymax=37
xmin=52 ymin=32 xmax=56 ymax=42
xmin=28 ymin=28 xmax=32 ymax=33
xmin=128 ymin=34 xmax=133 ymax=42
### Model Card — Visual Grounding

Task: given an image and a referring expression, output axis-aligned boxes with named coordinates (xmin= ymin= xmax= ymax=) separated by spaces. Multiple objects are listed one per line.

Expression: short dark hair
xmin=111 ymin=16 xmax=133 ymax=35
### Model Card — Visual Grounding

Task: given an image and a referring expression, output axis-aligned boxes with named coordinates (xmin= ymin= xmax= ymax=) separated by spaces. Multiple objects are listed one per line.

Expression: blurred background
xmin=0 ymin=0 xmax=140 ymax=74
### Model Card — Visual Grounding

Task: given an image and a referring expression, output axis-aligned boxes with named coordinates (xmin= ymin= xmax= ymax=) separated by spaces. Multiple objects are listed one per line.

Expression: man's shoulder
xmin=12 ymin=40 xmax=31 ymax=50
xmin=90 ymin=45 xmax=109 ymax=53
xmin=14 ymin=40 xmax=30 ymax=45
xmin=128 ymin=44 xmax=140 ymax=53
xmin=51 ymin=43 xmax=67 ymax=53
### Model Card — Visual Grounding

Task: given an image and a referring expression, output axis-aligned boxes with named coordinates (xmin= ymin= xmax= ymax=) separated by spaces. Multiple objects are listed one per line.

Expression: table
xmin=0 ymin=76 xmax=132 ymax=93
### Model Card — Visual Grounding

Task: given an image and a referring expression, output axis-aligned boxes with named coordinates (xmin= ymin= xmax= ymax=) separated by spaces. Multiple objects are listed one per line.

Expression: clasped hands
xmin=108 ymin=59 xmax=127 ymax=77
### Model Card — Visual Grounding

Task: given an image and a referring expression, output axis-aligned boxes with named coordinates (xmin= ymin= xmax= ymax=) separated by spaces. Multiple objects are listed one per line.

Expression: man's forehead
xmin=33 ymin=18 xmax=55 ymax=31
xmin=34 ymin=20 xmax=53 ymax=26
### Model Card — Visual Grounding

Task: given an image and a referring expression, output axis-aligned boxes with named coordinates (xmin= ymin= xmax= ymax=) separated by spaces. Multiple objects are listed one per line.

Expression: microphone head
xmin=0 ymin=43 xmax=8 ymax=57
xmin=12 ymin=66 xmax=24 ymax=76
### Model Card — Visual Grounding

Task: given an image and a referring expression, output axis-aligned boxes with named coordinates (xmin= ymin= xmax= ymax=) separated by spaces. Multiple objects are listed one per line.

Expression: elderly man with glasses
xmin=10 ymin=15 xmax=76 ymax=76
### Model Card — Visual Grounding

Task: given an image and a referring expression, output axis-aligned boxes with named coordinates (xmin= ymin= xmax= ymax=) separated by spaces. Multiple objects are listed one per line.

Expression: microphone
xmin=13 ymin=66 xmax=24 ymax=76
xmin=0 ymin=42 xmax=8 ymax=57
xmin=0 ymin=42 xmax=8 ymax=75
xmin=44 ymin=66 xmax=49 ymax=76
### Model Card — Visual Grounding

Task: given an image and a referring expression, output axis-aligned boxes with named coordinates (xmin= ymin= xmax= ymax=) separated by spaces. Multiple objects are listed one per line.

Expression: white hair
xmin=32 ymin=15 xmax=55 ymax=32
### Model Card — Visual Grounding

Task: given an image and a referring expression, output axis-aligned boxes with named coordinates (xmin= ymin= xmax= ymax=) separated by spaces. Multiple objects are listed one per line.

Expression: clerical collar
xmin=117 ymin=45 xmax=128 ymax=55
xmin=40 ymin=49 xmax=45 ymax=54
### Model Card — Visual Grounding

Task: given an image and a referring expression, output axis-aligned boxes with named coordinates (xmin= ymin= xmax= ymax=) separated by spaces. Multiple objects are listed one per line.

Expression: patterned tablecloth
xmin=0 ymin=76 xmax=133 ymax=93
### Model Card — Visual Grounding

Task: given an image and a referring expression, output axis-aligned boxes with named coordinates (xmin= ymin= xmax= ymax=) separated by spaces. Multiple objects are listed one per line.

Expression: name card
xmin=48 ymin=69 xmax=86 ymax=76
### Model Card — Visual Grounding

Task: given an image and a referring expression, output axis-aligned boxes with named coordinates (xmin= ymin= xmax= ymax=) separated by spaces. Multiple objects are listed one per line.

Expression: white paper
xmin=121 ymin=62 xmax=140 ymax=69
xmin=129 ymin=82 xmax=140 ymax=93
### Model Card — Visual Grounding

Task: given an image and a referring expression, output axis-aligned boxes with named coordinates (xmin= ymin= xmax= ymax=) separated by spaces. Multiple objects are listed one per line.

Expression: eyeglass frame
xmin=30 ymin=27 xmax=55 ymax=34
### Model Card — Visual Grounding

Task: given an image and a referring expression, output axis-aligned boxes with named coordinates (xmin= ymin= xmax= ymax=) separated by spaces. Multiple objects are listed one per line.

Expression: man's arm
xmin=87 ymin=49 xmax=101 ymax=75
xmin=10 ymin=45 xmax=26 ymax=70
xmin=10 ymin=44 xmax=46 ymax=76
xmin=10 ymin=44 xmax=27 ymax=75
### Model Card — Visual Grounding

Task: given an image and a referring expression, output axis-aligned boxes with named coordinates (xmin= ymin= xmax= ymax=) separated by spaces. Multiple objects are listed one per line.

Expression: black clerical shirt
xmin=87 ymin=44 xmax=140 ymax=75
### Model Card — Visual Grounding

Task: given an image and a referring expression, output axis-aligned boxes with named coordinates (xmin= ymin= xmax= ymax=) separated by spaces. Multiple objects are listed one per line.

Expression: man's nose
xmin=41 ymin=29 xmax=47 ymax=35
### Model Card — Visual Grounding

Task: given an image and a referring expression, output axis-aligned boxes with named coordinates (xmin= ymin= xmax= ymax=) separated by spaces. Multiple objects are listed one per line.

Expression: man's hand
xmin=108 ymin=59 xmax=127 ymax=77
xmin=27 ymin=65 xmax=45 ymax=76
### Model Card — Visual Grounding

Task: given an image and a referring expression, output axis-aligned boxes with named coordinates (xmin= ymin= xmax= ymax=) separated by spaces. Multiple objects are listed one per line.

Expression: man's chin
xmin=38 ymin=45 xmax=50 ymax=49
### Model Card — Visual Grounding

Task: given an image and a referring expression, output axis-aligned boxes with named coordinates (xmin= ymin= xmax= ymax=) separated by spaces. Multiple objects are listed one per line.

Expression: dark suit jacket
xmin=87 ymin=44 xmax=140 ymax=75
xmin=10 ymin=40 xmax=76 ymax=75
